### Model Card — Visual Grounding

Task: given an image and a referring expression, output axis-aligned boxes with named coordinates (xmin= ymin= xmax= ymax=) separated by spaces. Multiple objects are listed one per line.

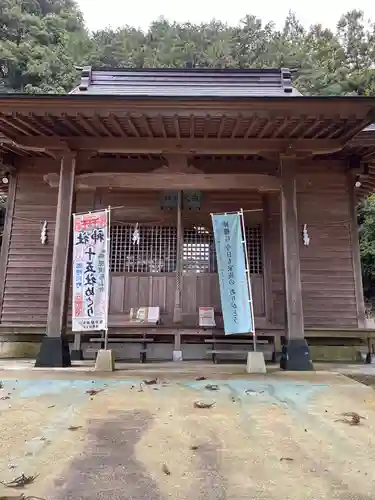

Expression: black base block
xmin=365 ymin=351 xmax=372 ymax=364
xmin=35 ymin=336 xmax=71 ymax=368
xmin=71 ymin=349 xmax=84 ymax=361
xmin=280 ymin=339 xmax=313 ymax=371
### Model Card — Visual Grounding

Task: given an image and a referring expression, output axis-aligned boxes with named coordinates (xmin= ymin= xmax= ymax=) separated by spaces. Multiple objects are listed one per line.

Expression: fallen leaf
xmin=335 ymin=412 xmax=365 ymax=426
xmin=280 ymin=457 xmax=294 ymax=462
xmin=143 ymin=379 xmax=158 ymax=385
xmin=47 ymin=405 xmax=55 ymax=409
xmin=205 ymin=384 xmax=219 ymax=391
xmin=195 ymin=376 xmax=206 ymax=381
xmin=85 ymin=389 xmax=103 ymax=396
xmin=194 ymin=401 xmax=215 ymax=409
xmin=245 ymin=389 xmax=264 ymax=396
xmin=162 ymin=464 xmax=171 ymax=476
xmin=0 ymin=396 xmax=10 ymax=400
xmin=190 ymin=445 xmax=199 ymax=451
xmin=68 ymin=426 xmax=82 ymax=431
xmin=0 ymin=474 xmax=38 ymax=488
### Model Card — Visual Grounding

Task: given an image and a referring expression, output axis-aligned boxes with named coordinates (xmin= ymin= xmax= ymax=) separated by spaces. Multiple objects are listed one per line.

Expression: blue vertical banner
xmin=211 ymin=213 xmax=254 ymax=335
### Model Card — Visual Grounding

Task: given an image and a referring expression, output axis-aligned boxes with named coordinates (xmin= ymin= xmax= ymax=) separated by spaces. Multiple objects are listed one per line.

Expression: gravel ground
xmin=0 ymin=371 xmax=375 ymax=499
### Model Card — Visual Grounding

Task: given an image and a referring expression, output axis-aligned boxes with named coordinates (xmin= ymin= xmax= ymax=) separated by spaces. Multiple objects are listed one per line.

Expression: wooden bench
xmin=84 ymin=306 xmax=161 ymax=363
xmin=204 ymin=337 xmax=270 ymax=364
xmin=89 ymin=333 xmax=155 ymax=363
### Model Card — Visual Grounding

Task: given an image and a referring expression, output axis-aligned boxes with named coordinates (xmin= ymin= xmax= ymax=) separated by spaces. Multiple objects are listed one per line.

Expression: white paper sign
xmin=72 ymin=210 xmax=109 ymax=332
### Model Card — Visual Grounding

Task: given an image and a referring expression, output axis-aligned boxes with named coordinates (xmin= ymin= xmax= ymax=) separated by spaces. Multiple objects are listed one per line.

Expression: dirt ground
xmin=0 ymin=367 xmax=375 ymax=500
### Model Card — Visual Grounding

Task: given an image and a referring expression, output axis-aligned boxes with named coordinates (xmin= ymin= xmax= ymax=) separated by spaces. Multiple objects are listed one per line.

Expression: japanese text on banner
xmin=72 ymin=210 xmax=109 ymax=332
xmin=211 ymin=213 xmax=254 ymax=335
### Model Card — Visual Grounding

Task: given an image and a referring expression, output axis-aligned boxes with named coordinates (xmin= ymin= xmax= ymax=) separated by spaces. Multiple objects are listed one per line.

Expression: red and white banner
xmin=72 ymin=210 xmax=110 ymax=332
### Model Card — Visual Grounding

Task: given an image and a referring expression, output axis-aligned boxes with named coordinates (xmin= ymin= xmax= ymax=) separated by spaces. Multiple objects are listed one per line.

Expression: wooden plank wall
xmin=109 ymin=273 xmax=264 ymax=325
xmin=1 ymin=164 xmax=58 ymax=325
xmin=0 ymin=164 xmax=95 ymax=326
xmin=266 ymin=192 xmax=286 ymax=325
xmin=266 ymin=167 xmax=359 ymax=328
xmin=297 ymin=168 xmax=358 ymax=327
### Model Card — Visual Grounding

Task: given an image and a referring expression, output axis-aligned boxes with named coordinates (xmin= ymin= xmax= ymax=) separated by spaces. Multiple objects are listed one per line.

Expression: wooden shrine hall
xmin=0 ymin=67 xmax=375 ymax=369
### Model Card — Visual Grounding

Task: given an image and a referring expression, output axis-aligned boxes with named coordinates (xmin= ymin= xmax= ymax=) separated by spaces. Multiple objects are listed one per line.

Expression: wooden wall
xmin=264 ymin=166 xmax=359 ymax=328
xmin=297 ymin=168 xmax=358 ymax=327
xmin=109 ymin=273 xmax=264 ymax=325
xmin=1 ymin=164 xmax=58 ymax=325
xmin=266 ymin=192 xmax=286 ymax=325
xmin=0 ymin=164 xmax=95 ymax=326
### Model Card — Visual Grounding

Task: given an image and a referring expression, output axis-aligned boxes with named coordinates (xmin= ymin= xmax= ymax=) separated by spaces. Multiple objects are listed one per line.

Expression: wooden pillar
xmin=262 ymin=194 xmax=273 ymax=324
xmin=35 ymin=152 xmax=76 ymax=367
xmin=173 ymin=190 xmax=183 ymax=324
xmin=347 ymin=174 xmax=366 ymax=328
xmin=280 ymin=161 xmax=312 ymax=370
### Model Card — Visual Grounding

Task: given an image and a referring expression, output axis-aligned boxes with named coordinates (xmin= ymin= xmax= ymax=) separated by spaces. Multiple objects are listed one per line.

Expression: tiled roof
xmin=70 ymin=67 xmax=301 ymax=97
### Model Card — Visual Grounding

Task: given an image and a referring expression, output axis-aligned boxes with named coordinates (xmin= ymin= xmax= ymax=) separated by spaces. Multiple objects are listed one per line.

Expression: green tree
xmin=359 ymin=197 xmax=375 ymax=304
xmin=0 ymin=0 xmax=91 ymax=93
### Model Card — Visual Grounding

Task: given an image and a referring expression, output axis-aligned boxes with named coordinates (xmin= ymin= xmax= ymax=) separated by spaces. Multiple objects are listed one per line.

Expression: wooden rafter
xmin=61 ymin=114 xmax=85 ymax=136
xmin=244 ymin=117 xmax=259 ymax=138
xmin=217 ymin=116 xmax=226 ymax=138
xmin=75 ymin=114 xmax=99 ymax=136
xmin=11 ymin=114 xmax=47 ymax=136
xmin=92 ymin=114 xmax=112 ymax=136
xmin=141 ymin=115 xmax=154 ymax=137
xmin=157 ymin=115 xmax=167 ymax=138
xmin=108 ymin=114 xmax=126 ymax=136
xmin=126 ymin=115 xmax=140 ymax=137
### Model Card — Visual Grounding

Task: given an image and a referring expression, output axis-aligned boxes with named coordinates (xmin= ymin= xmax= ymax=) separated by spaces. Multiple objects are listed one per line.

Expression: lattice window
xmin=182 ymin=225 xmax=263 ymax=274
xmin=110 ymin=225 xmax=177 ymax=273
xmin=110 ymin=224 xmax=263 ymax=274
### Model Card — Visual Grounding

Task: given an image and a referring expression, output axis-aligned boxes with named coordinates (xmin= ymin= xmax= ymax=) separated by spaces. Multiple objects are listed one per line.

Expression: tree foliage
xmin=2 ymin=3 xmax=375 ymax=95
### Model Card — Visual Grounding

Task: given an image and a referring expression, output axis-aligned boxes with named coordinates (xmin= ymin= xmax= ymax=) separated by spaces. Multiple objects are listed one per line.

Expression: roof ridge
xmin=72 ymin=66 xmax=298 ymax=97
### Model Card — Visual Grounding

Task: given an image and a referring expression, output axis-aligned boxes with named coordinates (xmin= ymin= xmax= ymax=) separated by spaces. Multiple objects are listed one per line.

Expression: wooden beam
xmin=280 ymin=161 xmax=312 ymax=370
xmin=0 ymin=96 xmax=374 ymax=117
xmin=347 ymin=172 xmax=366 ymax=328
xmin=22 ymin=156 xmax=348 ymax=174
xmin=43 ymin=171 xmax=281 ymax=192
xmin=13 ymin=136 xmax=345 ymax=155
xmin=0 ymin=171 xmax=17 ymax=313
xmin=281 ymin=164 xmax=304 ymax=340
xmin=35 ymin=153 xmax=76 ymax=367
xmin=262 ymin=194 xmax=273 ymax=323
xmin=47 ymin=153 xmax=76 ymax=338
xmin=173 ymin=191 xmax=183 ymax=324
